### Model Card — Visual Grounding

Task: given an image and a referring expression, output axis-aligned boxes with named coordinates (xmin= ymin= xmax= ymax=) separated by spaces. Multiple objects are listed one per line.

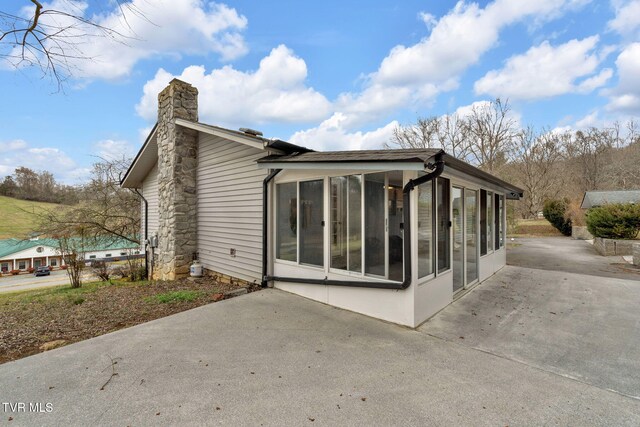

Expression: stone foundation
xmin=571 ymin=226 xmax=593 ymax=240
xmin=633 ymin=243 xmax=640 ymax=266
xmin=593 ymin=237 xmax=638 ymax=256
xmin=204 ymin=268 xmax=254 ymax=288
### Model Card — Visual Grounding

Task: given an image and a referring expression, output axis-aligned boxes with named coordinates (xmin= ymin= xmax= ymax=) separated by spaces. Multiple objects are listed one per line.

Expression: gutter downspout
xmin=133 ymin=188 xmax=150 ymax=280
xmin=263 ymin=153 xmax=445 ymax=290
xmin=262 ymin=169 xmax=282 ymax=287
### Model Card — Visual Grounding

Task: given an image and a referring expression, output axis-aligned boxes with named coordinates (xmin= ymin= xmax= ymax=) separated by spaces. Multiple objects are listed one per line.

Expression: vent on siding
xmin=239 ymin=127 xmax=263 ymax=137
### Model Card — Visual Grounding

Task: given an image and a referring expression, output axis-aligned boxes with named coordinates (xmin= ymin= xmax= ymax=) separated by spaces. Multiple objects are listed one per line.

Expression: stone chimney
xmin=155 ymin=79 xmax=198 ymax=280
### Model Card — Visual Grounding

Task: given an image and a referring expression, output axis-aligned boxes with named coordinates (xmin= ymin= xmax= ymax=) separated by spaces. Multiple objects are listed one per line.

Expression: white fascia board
xmin=121 ymin=126 xmax=158 ymax=189
xmin=175 ymin=118 xmax=265 ymax=150
xmin=443 ymin=165 xmax=510 ymax=195
xmin=257 ymin=162 xmax=426 ymax=171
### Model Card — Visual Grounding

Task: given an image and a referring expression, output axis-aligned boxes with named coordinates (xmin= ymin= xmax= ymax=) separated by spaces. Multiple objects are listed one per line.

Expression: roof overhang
xmin=257 ymin=151 xmax=523 ymax=200
xmin=175 ymin=118 xmax=267 ymax=151
xmin=443 ymin=155 xmax=523 ymax=199
xmin=121 ymin=124 xmax=158 ymax=189
xmin=121 ymin=119 xmax=305 ymax=189
xmin=257 ymin=161 xmax=428 ymax=171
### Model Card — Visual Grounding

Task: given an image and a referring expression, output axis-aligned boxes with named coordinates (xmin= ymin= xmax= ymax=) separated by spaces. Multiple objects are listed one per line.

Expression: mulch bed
xmin=0 ymin=277 xmax=259 ymax=364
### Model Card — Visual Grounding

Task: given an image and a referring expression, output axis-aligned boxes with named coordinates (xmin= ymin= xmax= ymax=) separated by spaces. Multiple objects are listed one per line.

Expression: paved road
xmin=507 ymin=236 xmax=640 ymax=280
xmin=1 ymin=284 xmax=638 ymax=426
xmin=0 ymin=270 xmax=97 ymax=294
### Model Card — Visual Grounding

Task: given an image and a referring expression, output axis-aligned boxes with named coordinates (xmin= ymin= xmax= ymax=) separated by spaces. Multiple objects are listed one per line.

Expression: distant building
xmin=0 ymin=237 xmax=140 ymax=273
xmin=581 ymin=190 xmax=640 ymax=209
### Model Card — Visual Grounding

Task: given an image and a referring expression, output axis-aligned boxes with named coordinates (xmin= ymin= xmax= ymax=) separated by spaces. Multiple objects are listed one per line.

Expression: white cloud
xmin=605 ymin=43 xmax=640 ymax=113
xmin=289 ymin=114 xmax=398 ymax=151
xmin=0 ymin=139 xmax=28 ymax=151
xmin=136 ymin=45 xmax=332 ymax=126
xmin=135 ymin=0 xmax=589 ymax=151
xmin=330 ymin=0 xmax=590 ymax=125
xmin=608 ymin=0 xmax=640 ymax=37
xmin=574 ymin=111 xmax=602 ymax=128
xmin=474 ymin=36 xmax=611 ymax=99
xmin=0 ymin=142 xmax=87 ymax=184
xmin=94 ymin=139 xmax=136 ymax=161
xmin=10 ymin=0 xmax=249 ymax=80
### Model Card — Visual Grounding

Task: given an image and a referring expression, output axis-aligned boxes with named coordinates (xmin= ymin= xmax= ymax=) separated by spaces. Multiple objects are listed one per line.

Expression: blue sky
xmin=1 ymin=0 xmax=639 ymax=184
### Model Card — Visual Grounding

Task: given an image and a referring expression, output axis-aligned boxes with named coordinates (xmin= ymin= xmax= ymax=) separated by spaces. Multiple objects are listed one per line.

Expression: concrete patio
xmin=1 ymin=265 xmax=639 ymax=425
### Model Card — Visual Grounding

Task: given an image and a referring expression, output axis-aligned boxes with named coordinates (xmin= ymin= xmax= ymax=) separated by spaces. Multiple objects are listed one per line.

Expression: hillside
xmin=0 ymin=195 xmax=63 ymax=239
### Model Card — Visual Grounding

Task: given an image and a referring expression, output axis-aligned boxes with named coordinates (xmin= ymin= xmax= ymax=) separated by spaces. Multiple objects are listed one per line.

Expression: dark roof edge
xmin=266 ymin=139 xmax=315 ymax=154
xmin=120 ymin=122 xmax=158 ymax=186
xmin=257 ymin=155 xmax=430 ymax=164
xmin=443 ymin=154 xmax=524 ymax=198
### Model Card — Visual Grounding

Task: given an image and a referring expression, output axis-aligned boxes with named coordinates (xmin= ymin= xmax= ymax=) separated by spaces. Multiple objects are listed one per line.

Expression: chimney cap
xmin=239 ymin=127 xmax=263 ymax=137
xmin=168 ymin=78 xmax=192 ymax=86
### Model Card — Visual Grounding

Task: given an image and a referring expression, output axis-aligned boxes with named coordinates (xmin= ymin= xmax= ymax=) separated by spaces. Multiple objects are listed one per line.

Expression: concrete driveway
xmin=1 ymin=284 xmax=639 ymax=426
xmin=506 ymin=236 xmax=640 ymax=280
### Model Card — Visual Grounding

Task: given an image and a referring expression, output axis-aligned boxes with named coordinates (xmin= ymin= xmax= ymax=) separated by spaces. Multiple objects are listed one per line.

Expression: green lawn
xmin=0 ymin=195 xmax=63 ymax=239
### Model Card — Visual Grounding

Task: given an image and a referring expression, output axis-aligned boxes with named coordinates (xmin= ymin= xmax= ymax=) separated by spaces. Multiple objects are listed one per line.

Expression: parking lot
xmin=0 ymin=269 xmax=96 ymax=294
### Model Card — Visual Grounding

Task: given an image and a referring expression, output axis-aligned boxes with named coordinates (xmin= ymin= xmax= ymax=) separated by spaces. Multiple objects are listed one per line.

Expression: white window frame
xmin=274 ymin=176 xmax=326 ymax=271
xmin=416 ymin=178 xmax=436 ymax=284
xmin=274 ymin=171 xmax=407 ymax=283
xmin=328 ymin=173 xmax=365 ymax=277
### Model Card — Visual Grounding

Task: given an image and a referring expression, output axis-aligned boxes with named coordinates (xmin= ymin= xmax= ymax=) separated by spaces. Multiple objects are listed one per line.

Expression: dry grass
xmin=510 ymin=218 xmax=563 ymax=237
xmin=0 ymin=277 xmax=258 ymax=364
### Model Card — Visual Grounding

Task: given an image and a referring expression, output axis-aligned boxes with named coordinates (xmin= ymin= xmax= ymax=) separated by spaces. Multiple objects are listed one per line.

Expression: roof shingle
xmin=257 ymin=148 xmax=444 ymax=164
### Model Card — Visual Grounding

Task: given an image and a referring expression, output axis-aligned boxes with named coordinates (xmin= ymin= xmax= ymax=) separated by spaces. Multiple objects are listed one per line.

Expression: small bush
xmin=72 ymin=296 xmax=85 ymax=305
xmin=28 ymin=267 xmax=35 ymax=273
xmin=543 ymin=199 xmax=572 ymax=236
xmin=586 ymin=203 xmax=640 ymax=239
xmin=564 ymin=199 xmax=586 ymax=227
xmin=10 ymin=270 xmax=20 ymax=275
xmin=129 ymin=266 xmax=146 ymax=281
xmin=91 ymin=261 xmax=110 ymax=281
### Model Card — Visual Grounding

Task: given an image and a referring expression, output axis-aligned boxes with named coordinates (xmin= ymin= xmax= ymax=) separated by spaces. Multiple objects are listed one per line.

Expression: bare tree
xmin=388 ymin=116 xmax=441 ymax=150
xmin=57 ymin=231 xmax=87 ymax=288
xmin=465 ymin=98 xmax=517 ymax=174
xmin=388 ymin=99 xmax=515 ymax=172
xmin=602 ymin=120 xmax=640 ymax=189
xmin=37 ymin=157 xmax=140 ymax=245
xmin=0 ymin=1 xmax=141 ymax=89
xmin=387 ymin=113 xmax=471 ymax=160
xmin=562 ymin=127 xmax=616 ymax=192
xmin=510 ymin=127 xmax=563 ymax=218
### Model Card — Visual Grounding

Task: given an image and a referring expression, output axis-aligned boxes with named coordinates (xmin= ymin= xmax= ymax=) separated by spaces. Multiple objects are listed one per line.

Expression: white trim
xmin=443 ymin=165 xmax=509 ymax=195
xmin=175 ymin=118 xmax=266 ymax=150
xmin=121 ymin=126 xmax=158 ymax=188
xmin=257 ymin=162 xmax=426 ymax=171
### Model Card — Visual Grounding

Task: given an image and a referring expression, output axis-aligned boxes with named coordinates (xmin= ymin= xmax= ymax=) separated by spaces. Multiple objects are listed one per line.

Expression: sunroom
xmin=258 ymin=148 xmax=523 ymax=327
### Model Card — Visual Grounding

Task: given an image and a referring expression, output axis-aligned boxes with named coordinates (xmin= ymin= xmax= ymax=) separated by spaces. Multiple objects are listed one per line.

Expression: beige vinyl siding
xmin=141 ymin=162 xmax=159 ymax=242
xmin=197 ymin=134 xmax=267 ymax=283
